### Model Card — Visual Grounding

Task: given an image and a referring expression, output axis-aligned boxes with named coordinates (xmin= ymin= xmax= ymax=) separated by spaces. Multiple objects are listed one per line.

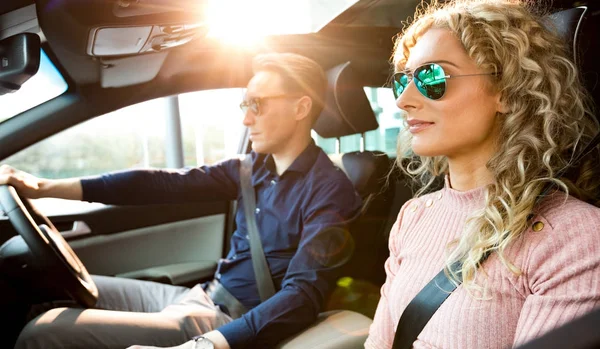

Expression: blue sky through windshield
xmin=0 ymin=49 xmax=68 ymax=123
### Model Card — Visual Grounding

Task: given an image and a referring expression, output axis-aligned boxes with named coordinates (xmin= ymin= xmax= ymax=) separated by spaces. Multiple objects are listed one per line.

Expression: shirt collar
xmin=272 ymin=140 xmax=320 ymax=176
xmin=255 ymin=140 xmax=320 ymax=182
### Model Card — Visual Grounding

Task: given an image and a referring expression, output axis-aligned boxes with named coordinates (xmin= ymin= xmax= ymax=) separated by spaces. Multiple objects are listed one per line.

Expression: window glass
xmin=5 ymin=88 xmax=247 ymax=180
xmin=313 ymin=87 xmax=402 ymax=156
xmin=314 ymin=136 xmax=337 ymax=155
xmin=0 ymin=49 xmax=68 ymax=123
xmin=4 ymin=98 xmax=169 ymax=178
xmin=178 ymin=89 xmax=246 ymax=167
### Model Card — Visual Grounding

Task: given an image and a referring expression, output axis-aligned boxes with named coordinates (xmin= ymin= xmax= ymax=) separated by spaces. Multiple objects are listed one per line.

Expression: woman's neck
xmin=447 ymin=155 xmax=494 ymax=191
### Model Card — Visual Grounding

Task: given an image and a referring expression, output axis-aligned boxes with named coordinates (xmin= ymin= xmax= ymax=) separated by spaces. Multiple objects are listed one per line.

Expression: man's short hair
xmin=252 ymin=52 xmax=327 ymax=124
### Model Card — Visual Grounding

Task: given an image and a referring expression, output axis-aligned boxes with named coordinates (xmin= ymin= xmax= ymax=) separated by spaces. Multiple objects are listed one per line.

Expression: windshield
xmin=0 ymin=48 xmax=69 ymax=123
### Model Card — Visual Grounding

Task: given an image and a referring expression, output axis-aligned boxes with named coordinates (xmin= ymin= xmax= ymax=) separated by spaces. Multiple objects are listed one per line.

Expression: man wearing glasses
xmin=4 ymin=52 xmax=362 ymax=349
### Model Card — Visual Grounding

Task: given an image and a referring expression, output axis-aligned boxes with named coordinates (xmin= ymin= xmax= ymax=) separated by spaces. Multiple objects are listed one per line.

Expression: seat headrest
xmin=313 ymin=61 xmax=378 ymax=138
xmin=329 ymin=151 xmax=390 ymax=198
xmin=545 ymin=7 xmax=586 ymax=59
xmin=545 ymin=7 xmax=599 ymax=116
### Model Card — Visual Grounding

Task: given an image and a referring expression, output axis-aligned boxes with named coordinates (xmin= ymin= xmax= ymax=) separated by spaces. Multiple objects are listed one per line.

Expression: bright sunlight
xmin=206 ymin=0 xmax=358 ymax=46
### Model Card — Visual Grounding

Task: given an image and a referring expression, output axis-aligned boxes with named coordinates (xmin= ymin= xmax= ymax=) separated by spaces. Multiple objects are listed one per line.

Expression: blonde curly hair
xmin=392 ymin=0 xmax=600 ymax=293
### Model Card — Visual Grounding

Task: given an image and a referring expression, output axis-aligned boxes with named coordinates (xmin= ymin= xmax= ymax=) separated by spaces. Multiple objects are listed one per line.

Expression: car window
xmin=313 ymin=87 xmax=402 ymax=156
xmin=0 ymin=49 xmax=68 ymax=123
xmin=4 ymin=89 xmax=245 ymax=179
xmin=6 ymin=86 xmax=394 ymax=179
xmin=179 ymin=88 xmax=246 ymax=167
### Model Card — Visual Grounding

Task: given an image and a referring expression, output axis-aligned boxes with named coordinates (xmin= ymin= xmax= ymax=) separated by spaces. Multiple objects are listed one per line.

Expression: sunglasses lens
xmin=392 ymin=73 xmax=409 ymax=99
xmin=240 ymin=99 xmax=260 ymax=114
xmin=415 ymin=63 xmax=446 ymax=100
xmin=251 ymin=100 xmax=259 ymax=114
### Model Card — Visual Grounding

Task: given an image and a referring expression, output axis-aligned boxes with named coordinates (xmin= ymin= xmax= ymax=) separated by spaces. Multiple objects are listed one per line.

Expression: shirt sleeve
xmin=80 ymin=159 xmax=240 ymax=205
xmin=217 ymin=179 xmax=362 ymax=349
xmin=511 ymin=206 xmax=600 ymax=347
xmin=364 ymin=199 xmax=414 ymax=349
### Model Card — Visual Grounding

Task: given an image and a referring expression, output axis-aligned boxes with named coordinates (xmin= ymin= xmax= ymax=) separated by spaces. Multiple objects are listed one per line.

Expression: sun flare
xmin=206 ymin=0 xmax=311 ymax=47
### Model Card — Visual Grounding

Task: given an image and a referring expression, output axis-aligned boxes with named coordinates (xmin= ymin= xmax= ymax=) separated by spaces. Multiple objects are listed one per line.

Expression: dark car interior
xmin=0 ymin=0 xmax=599 ymax=348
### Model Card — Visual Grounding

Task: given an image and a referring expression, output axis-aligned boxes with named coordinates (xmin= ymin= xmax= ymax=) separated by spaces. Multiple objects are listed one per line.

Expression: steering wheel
xmin=0 ymin=185 xmax=98 ymax=307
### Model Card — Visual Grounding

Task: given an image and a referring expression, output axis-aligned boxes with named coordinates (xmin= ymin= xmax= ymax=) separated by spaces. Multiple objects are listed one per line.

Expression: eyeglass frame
xmin=239 ymin=94 xmax=304 ymax=115
xmin=391 ymin=62 xmax=501 ymax=100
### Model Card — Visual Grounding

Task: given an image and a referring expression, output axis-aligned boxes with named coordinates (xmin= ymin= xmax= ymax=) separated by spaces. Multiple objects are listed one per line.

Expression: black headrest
xmin=546 ymin=7 xmax=599 ymax=115
xmin=329 ymin=151 xmax=390 ymax=197
xmin=313 ymin=61 xmax=379 ymax=138
xmin=545 ymin=7 xmax=586 ymax=59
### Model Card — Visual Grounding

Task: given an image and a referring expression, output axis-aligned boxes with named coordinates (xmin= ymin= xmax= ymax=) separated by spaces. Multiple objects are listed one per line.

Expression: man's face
xmin=242 ymin=70 xmax=301 ymax=154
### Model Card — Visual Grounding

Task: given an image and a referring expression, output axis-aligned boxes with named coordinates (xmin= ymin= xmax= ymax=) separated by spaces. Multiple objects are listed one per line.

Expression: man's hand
xmin=0 ymin=164 xmax=83 ymax=200
xmin=0 ymin=164 xmax=43 ymax=198
xmin=126 ymin=330 xmax=231 ymax=349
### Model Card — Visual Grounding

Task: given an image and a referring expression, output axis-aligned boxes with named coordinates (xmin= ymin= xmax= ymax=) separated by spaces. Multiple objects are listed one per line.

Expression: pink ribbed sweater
xmin=365 ymin=183 xmax=600 ymax=349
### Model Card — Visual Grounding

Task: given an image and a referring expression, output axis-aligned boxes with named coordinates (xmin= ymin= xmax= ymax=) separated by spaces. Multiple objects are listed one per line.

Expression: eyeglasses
xmin=239 ymin=94 xmax=301 ymax=115
xmin=391 ymin=62 xmax=500 ymax=100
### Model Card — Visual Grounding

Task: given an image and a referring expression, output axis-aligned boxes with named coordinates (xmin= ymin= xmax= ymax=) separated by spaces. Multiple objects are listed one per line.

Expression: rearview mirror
xmin=0 ymin=33 xmax=41 ymax=96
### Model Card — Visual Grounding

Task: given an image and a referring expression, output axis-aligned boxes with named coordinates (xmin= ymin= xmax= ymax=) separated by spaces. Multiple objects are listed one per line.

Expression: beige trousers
xmin=14 ymin=275 xmax=233 ymax=349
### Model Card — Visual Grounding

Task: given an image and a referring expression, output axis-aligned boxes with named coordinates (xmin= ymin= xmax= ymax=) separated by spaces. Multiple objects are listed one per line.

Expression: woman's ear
xmin=295 ymin=96 xmax=313 ymax=121
xmin=496 ymin=94 xmax=509 ymax=114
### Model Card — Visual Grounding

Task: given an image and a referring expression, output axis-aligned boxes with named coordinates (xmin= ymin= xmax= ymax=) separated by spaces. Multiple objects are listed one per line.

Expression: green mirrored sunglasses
xmin=392 ymin=62 xmax=499 ymax=100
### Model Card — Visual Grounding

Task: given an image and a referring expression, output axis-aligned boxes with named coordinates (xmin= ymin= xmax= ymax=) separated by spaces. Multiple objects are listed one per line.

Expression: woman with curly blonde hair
xmin=366 ymin=0 xmax=600 ymax=348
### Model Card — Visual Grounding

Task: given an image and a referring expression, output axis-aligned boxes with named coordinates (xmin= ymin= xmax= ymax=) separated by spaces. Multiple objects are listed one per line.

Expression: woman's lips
xmin=407 ymin=119 xmax=434 ymax=134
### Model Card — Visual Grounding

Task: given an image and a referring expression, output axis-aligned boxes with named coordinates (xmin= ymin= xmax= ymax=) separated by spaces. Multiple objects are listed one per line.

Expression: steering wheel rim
xmin=0 ymin=185 xmax=98 ymax=307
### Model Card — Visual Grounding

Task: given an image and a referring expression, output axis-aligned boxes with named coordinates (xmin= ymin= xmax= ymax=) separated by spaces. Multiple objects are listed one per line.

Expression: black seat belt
xmin=239 ymin=155 xmax=277 ymax=302
xmin=391 ymin=260 xmax=463 ymax=349
xmin=392 ymin=132 xmax=600 ymax=349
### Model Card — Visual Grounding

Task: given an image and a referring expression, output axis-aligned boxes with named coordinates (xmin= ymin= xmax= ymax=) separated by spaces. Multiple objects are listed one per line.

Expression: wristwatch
xmin=193 ymin=336 xmax=215 ymax=349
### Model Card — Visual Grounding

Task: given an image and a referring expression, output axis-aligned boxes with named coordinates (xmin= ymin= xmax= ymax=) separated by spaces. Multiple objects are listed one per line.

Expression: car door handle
xmin=60 ymin=221 xmax=92 ymax=239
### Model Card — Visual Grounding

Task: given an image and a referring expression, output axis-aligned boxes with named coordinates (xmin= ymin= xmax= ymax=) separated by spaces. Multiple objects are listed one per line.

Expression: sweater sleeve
xmin=365 ymin=199 xmax=414 ymax=349
xmin=512 ymin=206 xmax=600 ymax=347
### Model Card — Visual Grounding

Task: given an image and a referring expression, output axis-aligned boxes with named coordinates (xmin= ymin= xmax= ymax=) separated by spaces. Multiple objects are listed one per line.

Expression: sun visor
xmin=100 ymin=51 xmax=167 ymax=88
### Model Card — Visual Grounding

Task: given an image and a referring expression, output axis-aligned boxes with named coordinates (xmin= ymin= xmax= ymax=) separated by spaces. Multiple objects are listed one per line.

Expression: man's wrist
xmin=195 ymin=331 xmax=230 ymax=349
xmin=43 ymin=178 xmax=83 ymax=200
xmin=193 ymin=336 xmax=215 ymax=349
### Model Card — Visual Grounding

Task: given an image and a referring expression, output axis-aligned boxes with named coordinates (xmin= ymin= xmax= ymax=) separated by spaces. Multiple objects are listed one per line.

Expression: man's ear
xmin=294 ymin=96 xmax=313 ymax=121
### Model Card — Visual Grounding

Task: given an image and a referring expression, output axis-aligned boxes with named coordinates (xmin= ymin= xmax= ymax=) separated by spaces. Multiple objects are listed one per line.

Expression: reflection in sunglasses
xmin=391 ymin=62 xmax=499 ymax=100
xmin=239 ymin=94 xmax=303 ymax=115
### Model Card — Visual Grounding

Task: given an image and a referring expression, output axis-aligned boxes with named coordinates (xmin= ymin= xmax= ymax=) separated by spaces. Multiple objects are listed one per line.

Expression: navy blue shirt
xmin=81 ymin=142 xmax=362 ymax=348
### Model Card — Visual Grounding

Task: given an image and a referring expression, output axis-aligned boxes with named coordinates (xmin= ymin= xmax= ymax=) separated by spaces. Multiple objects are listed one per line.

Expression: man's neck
xmin=271 ymin=137 xmax=312 ymax=176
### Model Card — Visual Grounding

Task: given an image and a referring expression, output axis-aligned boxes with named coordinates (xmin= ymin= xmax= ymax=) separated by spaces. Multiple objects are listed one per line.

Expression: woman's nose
xmin=395 ymin=80 xmax=421 ymax=112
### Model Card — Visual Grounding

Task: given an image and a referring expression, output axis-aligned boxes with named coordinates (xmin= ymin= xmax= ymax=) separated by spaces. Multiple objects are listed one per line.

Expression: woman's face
xmin=396 ymin=28 xmax=504 ymax=162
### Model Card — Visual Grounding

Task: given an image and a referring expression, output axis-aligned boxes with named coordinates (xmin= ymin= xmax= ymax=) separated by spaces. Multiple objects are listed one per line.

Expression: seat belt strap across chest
xmin=239 ymin=155 xmax=277 ymax=302
xmin=392 ymin=260 xmax=463 ymax=349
